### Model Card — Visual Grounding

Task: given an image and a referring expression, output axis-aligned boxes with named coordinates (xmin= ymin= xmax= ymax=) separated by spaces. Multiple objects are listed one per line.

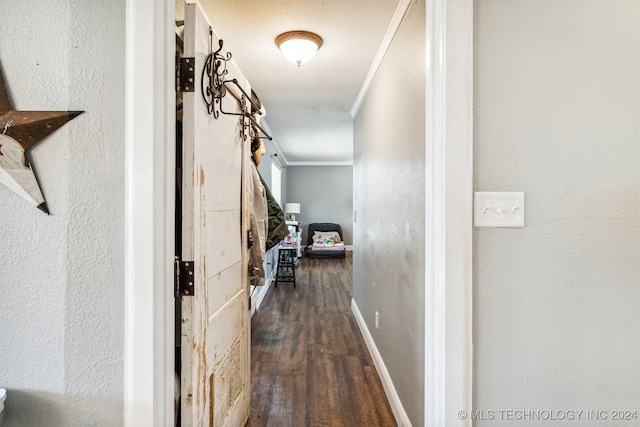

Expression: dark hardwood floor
xmin=248 ymin=252 xmax=397 ymax=427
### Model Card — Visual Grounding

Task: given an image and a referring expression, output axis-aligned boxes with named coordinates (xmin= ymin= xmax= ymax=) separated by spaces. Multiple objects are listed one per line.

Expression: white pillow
xmin=313 ymin=230 xmax=341 ymax=243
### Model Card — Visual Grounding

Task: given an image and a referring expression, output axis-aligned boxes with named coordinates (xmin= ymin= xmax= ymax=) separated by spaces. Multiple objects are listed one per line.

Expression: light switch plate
xmin=474 ymin=192 xmax=525 ymax=228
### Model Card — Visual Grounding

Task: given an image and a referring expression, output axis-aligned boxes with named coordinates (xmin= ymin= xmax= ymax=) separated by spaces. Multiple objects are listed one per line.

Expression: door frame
xmin=424 ymin=0 xmax=473 ymax=426
xmin=122 ymin=0 xmax=474 ymax=425
xmin=123 ymin=0 xmax=176 ymax=425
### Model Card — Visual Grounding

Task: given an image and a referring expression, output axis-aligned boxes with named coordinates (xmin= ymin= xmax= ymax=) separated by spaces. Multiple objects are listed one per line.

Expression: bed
xmin=304 ymin=223 xmax=346 ymax=259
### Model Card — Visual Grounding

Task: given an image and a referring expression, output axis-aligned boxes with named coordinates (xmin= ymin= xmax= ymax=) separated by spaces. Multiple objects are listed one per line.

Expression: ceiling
xmin=193 ymin=0 xmax=400 ymax=165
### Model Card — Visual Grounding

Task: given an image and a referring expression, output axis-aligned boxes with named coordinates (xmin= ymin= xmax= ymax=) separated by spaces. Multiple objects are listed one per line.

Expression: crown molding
xmin=350 ymin=0 xmax=414 ymax=117
xmin=260 ymin=119 xmax=289 ymax=165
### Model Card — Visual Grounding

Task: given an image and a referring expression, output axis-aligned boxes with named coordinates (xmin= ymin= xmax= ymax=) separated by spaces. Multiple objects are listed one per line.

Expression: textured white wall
xmin=474 ymin=1 xmax=639 ymax=425
xmin=352 ymin=1 xmax=426 ymax=424
xmin=0 ymin=1 xmax=125 ymax=425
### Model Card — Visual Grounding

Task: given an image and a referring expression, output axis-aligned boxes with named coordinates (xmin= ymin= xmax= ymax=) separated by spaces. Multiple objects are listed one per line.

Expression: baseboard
xmin=345 ymin=245 xmax=354 ymax=251
xmin=250 ymin=274 xmax=274 ymax=318
xmin=351 ymin=299 xmax=412 ymax=427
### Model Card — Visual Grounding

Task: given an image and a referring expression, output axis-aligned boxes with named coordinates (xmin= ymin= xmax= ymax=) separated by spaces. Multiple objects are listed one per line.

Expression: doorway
xmin=124 ymin=0 xmax=474 ymax=425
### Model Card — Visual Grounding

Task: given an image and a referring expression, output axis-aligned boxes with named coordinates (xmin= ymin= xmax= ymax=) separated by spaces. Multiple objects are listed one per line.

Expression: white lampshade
xmin=275 ymin=31 xmax=323 ymax=67
xmin=285 ymin=203 xmax=300 ymax=214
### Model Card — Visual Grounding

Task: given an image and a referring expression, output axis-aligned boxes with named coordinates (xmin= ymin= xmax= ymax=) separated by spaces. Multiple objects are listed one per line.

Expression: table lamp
xmin=284 ymin=203 xmax=300 ymax=221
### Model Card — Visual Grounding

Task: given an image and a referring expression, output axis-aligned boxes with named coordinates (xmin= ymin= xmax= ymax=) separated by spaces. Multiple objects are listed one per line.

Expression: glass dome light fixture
xmin=275 ymin=31 xmax=323 ymax=67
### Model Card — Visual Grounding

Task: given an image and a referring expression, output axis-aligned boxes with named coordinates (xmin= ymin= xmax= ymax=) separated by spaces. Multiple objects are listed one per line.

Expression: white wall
xmin=0 ymin=1 xmax=125 ymax=425
xmin=352 ymin=1 xmax=426 ymax=425
xmin=474 ymin=1 xmax=639 ymax=425
xmin=286 ymin=165 xmax=354 ymax=245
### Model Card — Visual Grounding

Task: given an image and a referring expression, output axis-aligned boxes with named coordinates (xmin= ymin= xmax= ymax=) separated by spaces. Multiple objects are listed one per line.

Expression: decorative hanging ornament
xmin=0 ymin=63 xmax=82 ymax=214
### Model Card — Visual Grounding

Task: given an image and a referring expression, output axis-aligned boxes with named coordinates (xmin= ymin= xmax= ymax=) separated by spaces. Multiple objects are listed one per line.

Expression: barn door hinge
xmin=175 ymin=257 xmax=195 ymax=296
xmin=175 ymin=56 xmax=195 ymax=93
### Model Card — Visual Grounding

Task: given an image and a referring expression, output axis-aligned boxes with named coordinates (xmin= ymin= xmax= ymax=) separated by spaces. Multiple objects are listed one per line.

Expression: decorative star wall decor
xmin=0 ymin=63 xmax=82 ymax=214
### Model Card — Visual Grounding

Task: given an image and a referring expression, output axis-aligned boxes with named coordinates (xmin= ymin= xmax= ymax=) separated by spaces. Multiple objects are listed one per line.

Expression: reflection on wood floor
xmin=247 ymin=252 xmax=397 ymax=427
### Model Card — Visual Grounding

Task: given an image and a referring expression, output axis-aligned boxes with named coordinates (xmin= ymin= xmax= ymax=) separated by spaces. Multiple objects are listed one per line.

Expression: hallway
xmin=248 ymin=253 xmax=397 ymax=426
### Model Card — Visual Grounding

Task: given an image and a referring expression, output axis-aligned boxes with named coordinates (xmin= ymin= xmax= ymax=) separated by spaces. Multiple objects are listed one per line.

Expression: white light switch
xmin=474 ymin=192 xmax=525 ymax=228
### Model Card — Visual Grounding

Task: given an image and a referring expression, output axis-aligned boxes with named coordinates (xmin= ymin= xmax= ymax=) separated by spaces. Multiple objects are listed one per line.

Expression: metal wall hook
xmin=200 ymin=38 xmax=273 ymax=142
xmin=201 ymin=37 xmax=232 ymax=117
xmin=223 ymin=79 xmax=273 ymax=141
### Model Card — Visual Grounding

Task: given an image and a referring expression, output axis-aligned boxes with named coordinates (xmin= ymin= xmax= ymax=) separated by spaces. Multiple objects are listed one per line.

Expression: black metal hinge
xmin=175 ymin=257 xmax=195 ymax=296
xmin=176 ymin=56 xmax=195 ymax=92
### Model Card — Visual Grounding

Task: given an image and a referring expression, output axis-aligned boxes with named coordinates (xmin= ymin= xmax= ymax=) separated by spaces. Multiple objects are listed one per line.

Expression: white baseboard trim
xmin=345 ymin=245 xmax=354 ymax=251
xmin=351 ymin=299 xmax=412 ymax=427
xmin=250 ymin=273 xmax=274 ymax=318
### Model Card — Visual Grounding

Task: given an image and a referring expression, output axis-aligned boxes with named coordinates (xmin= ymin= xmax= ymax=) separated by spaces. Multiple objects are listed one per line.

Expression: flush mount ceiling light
xmin=275 ymin=31 xmax=323 ymax=67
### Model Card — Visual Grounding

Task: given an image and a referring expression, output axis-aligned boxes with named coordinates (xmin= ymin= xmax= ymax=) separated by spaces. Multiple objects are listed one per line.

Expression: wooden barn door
xmin=180 ymin=3 xmax=251 ymax=426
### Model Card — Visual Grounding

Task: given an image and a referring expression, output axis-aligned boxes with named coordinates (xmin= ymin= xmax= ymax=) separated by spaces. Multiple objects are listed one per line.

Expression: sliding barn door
xmin=181 ymin=3 xmax=250 ymax=426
